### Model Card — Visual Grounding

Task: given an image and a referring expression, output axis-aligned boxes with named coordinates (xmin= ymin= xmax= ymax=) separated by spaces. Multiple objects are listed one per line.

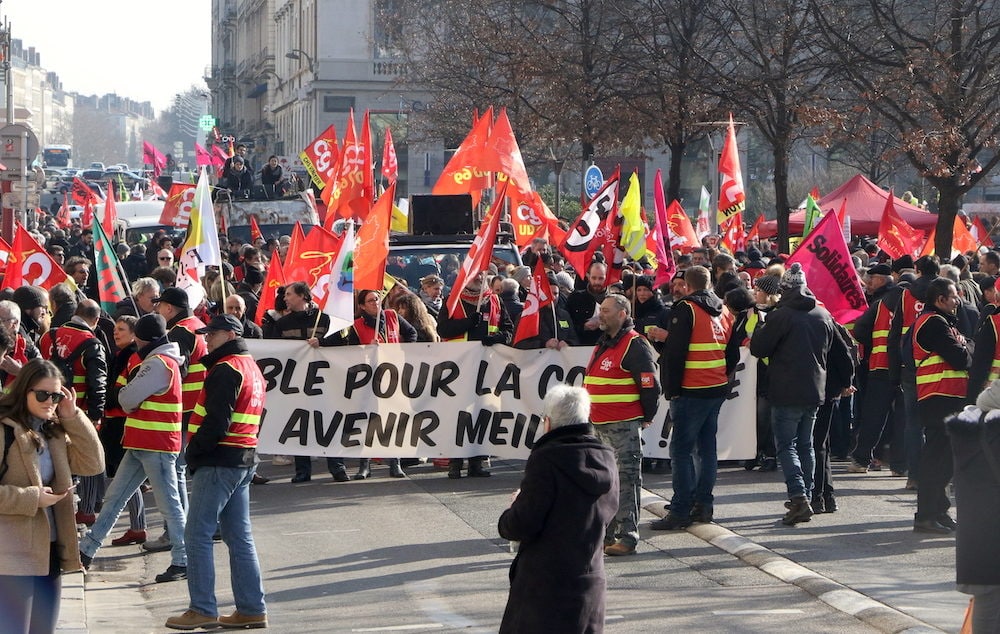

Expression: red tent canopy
xmin=759 ymin=174 xmax=937 ymax=237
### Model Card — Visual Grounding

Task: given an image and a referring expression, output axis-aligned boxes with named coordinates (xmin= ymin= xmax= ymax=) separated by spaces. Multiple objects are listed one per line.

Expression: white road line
xmin=713 ymin=609 xmax=805 ymax=615
xmin=351 ymin=625 xmax=445 ymax=632
xmin=281 ymin=529 xmax=362 ymax=535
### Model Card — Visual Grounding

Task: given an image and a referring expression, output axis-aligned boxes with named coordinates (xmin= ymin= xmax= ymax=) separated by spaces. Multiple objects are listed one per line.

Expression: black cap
xmin=868 ymin=263 xmax=892 ymax=276
xmin=153 ymin=287 xmax=190 ymax=310
xmin=195 ymin=314 xmax=243 ymax=336
xmin=134 ymin=314 xmax=168 ymax=342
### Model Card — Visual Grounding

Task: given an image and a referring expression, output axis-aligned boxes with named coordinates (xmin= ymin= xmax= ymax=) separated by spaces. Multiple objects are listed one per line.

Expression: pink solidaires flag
xmin=651 ymin=169 xmax=676 ymax=288
xmin=194 ymin=142 xmax=213 ymax=167
xmin=143 ymin=141 xmax=167 ymax=177
xmin=786 ymin=211 xmax=868 ymax=324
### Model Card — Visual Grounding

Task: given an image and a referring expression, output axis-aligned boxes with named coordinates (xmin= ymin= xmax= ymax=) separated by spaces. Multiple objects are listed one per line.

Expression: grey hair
xmin=0 ymin=300 xmax=21 ymax=320
xmin=132 ymin=277 xmax=159 ymax=296
xmin=939 ymin=264 xmax=960 ymax=284
xmin=499 ymin=277 xmax=519 ymax=294
xmin=605 ymin=292 xmax=631 ymax=316
xmin=542 ymin=384 xmax=591 ymax=429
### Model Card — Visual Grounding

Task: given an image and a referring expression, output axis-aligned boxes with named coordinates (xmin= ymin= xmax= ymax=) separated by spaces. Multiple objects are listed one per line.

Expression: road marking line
xmin=713 ymin=609 xmax=805 ymax=615
xmin=281 ymin=529 xmax=361 ymax=535
xmin=351 ymin=625 xmax=444 ymax=632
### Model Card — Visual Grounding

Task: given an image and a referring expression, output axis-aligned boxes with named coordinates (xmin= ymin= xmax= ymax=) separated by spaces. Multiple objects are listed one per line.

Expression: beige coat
xmin=0 ymin=409 xmax=105 ymax=576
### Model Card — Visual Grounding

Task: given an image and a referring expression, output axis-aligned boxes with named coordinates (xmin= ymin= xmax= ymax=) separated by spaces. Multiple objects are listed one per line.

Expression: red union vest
xmin=912 ymin=312 xmax=968 ymax=401
xmin=354 ymin=310 xmax=401 ymax=344
xmin=3 ymin=335 xmax=31 ymax=387
xmin=42 ymin=323 xmax=99 ymax=412
xmin=899 ymin=288 xmax=923 ymax=335
xmin=187 ymin=353 xmax=264 ymax=448
xmin=173 ymin=316 xmax=208 ymax=414
xmin=681 ymin=303 xmax=730 ymax=390
xmin=123 ymin=353 xmax=183 ymax=453
xmin=868 ymin=300 xmax=893 ymax=372
xmin=584 ymin=330 xmax=648 ymax=424
xmin=105 ymin=352 xmax=141 ymax=419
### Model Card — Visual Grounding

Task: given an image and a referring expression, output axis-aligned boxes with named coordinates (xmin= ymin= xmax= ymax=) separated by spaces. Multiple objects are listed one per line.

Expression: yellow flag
xmin=620 ymin=171 xmax=647 ymax=259
xmin=390 ymin=198 xmax=409 ymax=233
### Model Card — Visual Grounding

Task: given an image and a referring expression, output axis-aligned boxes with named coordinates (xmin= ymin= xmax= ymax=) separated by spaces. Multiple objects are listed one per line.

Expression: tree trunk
xmin=773 ymin=143 xmax=791 ymax=254
xmin=933 ymin=182 xmax=962 ymax=259
xmin=666 ymin=139 xmax=685 ymax=204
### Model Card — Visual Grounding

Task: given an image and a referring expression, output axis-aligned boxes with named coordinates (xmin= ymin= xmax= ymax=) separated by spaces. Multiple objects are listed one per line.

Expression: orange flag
xmin=878 ymin=189 xmax=924 ymax=259
xmin=433 ymin=107 xmax=493 ymax=201
xmin=4 ymin=223 xmax=24 ymax=290
xmin=287 ymin=221 xmax=306 ymax=266
xmin=249 ymin=216 xmax=264 ymax=244
xmin=973 ymin=216 xmax=994 ymax=247
xmin=353 ymin=182 xmax=395 ymax=291
xmin=324 ymin=109 xmax=373 ymax=218
xmin=283 ymin=225 xmax=342 ymax=290
xmin=482 ymin=108 xmax=532 ymax=196
xmin=953 ymin=216 xmax=978 ymax=254
xmin=256 ymin=252 xmax=287 ymax=324
xmin=665 ymin=200 xmax=700 ymax=253
xmin=381 ymin=127 xmax=398 ymax=182
xmin=746 ymin=215 xmax=764 ymax=242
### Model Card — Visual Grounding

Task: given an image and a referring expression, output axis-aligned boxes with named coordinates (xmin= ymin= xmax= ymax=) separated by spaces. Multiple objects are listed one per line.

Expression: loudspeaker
xmin=409 ymin=194 xmax=474 ymax=235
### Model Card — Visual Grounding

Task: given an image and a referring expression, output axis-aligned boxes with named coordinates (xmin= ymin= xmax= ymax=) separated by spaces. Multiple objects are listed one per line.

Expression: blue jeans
xmin=186 ymin=466 xmax=266 ymax=617
xmin=772 ymin=405 xmax=818 ymax=500
xmin=81 ymin=449 xmax=187 ymax=567
xmin=668 ymin=396 xmax=724 ymax=517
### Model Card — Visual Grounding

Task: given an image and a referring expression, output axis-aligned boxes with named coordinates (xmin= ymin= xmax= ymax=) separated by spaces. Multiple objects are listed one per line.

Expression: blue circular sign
xmin=584 ymin=164 xmax=604 ymax=199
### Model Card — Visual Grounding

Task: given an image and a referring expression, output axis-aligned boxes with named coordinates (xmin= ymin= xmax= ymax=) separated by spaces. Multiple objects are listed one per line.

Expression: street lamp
xmin=286 ymin=49 xmax=316 ymax=75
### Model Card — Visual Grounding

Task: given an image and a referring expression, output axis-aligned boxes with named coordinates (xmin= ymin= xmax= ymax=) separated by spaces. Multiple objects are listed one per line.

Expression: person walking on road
xmin=750 ymin=263 xmax=849 ymax=526
xmin=584 ymin=294 xmax=659 ymax=556
xmin=166 ymin=314 xmax=268 ymax=631
xmin=498 ymin=384 xmax=618 ymax=633
xmin=652 ymin=266 xmax=732 ymax=530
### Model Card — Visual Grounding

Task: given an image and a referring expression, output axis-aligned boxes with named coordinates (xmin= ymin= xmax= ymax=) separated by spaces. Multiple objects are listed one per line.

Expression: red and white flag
xmin=446 ymin=181 xmax=508 ymax=318
xmin=143 ymin=141 xmax=167 ymax=177
xmin=559 ymin=167 xmax=620 ymax=275
xmin=159 ymin=183 xmax=197 ymax=228
xmin=513 ymin=257 xmax=554 ymax=345
xmin=717 ymin=114 xmax=746 ymax=224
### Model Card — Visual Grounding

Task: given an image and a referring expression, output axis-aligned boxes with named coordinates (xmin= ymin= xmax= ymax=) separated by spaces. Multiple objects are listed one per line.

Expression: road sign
xmin=584 ymin=164 xmax=604 ymax=199
xmin=2 ymin=191 xmax=40 ymax=208
xmin=198 ymin=115 xmax=217 ymax=131
xmin=0 ymin=124 xmax=40 ymax=164
xmin=9 ymin=181 xmax=37 ymax=193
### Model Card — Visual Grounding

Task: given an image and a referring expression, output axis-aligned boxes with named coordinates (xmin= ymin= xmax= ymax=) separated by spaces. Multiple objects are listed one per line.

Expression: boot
xmin=782 ymin=496 xmax=814 ymax=525
xmin=468 ymin=457 xmax=492 ymax=478
xmin=353 ymin=458 xmax=371 ymax=480
xmin=447 ymin=459 xmax=463 ymax=479
xmin=388 ymin=458 xmax=405 ymax=478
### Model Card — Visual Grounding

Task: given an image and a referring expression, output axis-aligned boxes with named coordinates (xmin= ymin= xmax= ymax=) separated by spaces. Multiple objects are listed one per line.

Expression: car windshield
xmin=387 ymin=242 xmax=521 ymax=291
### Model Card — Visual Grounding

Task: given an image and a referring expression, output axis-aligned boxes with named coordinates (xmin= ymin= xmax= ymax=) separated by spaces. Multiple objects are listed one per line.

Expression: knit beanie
xmin=12 ymin=286 xmax=48 ymax=310
xmin=753 ymin=274 xmax=781 ymax=296
xmin=134 ymin=313 xmax=168 ymax=342
xmin=780 ymin=262 xmax=807 ymax=290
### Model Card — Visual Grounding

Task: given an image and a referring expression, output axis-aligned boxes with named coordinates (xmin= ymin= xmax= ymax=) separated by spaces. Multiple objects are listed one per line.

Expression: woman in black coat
xmin=498 ymin=384 xmax=619 ymax=634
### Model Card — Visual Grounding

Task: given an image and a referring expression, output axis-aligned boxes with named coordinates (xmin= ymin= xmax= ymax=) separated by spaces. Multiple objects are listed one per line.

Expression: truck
xmin=214 ymin=192 xmax=320 ymax=243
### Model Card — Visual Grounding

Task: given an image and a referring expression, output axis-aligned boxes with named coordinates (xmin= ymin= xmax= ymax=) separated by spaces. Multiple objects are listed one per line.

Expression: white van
xmin=115 ymin=215 xmax=185 ymax=246
xmin=97 ymin=199 xmax=166 ymax=223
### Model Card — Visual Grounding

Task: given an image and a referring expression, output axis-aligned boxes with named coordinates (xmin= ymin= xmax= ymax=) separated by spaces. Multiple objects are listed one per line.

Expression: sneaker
xmin=846 ymin=459 xmax=869 ymax=473
xmin=867 ymin=459 xmax=884 ymax=471
xmin=218 ymin=610 xmax=268 ymax=629
xmin=271 ymin=455 xmax=292 ymax=466
xmin=111 ymin=529 xmax=147 ymax=546
xmin=154 ymin=564 xmax=188 ymax=583
xmin=913 ymin=518 xmax=953 ymax=535
xmin=822 ymin=493 xmax=838 ymax=513
xmin=603 ymin=541 xmax=636 ymax=556
xmin=690 ymin=504 xmax=713 ymax=524
xmin=936 ymin=514 xmax=958 ymax=530
xmin=79 ymin=551 xmax=92 ymax=570
xmin=165 ymin=609 xmax=220 ymax=630
xmin=142 ymin=532 xmax=172 ymax=552
xmin=759 ymin=457 xmax=778 ymax=472
xmin=331 ymin=470 xmax=351 ymax=483
xmin=782 ymin=497 xmax=814 ymax=525
xmin=650 ymin=513 xmax=692 ymax=531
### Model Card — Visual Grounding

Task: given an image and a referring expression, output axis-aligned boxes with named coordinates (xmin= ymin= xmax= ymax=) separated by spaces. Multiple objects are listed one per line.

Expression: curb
xmin=57 ymin=571 xmax=87 ymax=634
xmin=640 ymin=490 xmax=945 ymax=634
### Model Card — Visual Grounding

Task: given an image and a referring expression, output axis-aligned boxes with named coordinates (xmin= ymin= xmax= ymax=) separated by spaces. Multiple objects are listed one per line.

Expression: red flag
xmin=745 ymin=215 xmax=764 ymax=242
xmin=717 ymin=114 xmax=746 ymax=224
xmin=652 ymin=169 xmax=676 ymax=288
xmin=835 ymin=198 xmax=848 ymax=228
xmin=433 ymin=107 xmax=493 ymax=201
xmin=6 ymin=224 xmax=73 ymax=291
xmin=0 ymin=234 xmax=11 ymax=271
xmin=71 ymin=177 xmax=101 ymax=206
xmin=953 ymin=216 xmax=978 ymax=254
xmin=249 ymin=216 xmax=264 ymax=244
xmin=513 ymin=257 xmax=555 ymax=345
xmin=300 ymin=124 xmax=340 ymax=190
xmin=665 ymin=200 xmax=700 ymax=253
xmin=80 ymin=200 xmax=94 ymax=230
xmin=159 ymin=183 xmax=197 ymax=228
xmin=55 ymin=192 xmax=71 ymax=229
xmin=287 ymin=221 xmax=306 ymax=266
xmin=328 ymin=109 xmax=374 ymax=220
xmin=256 ymin=252 xmax=287 ymax=324
xmin=809 ymin=186 xmax=821 ymax=201
xmin=354 ymin=182 xmax=396 ymax=291
xmin=559 ymin=167 xmax=621 ymax=275
xmin=381 ymin=127 xmax=398 ymax=181
xmin=973 ymin=216 xmax=994 ymax=247
xmin=482 ymin=108 xmax=532 ymax=196
xmin=194 ymin=142 xmax=213 ymax=167
xmin=446 ymin=181 xmax=508 ymax=318
xmin=877 ymin=189 xmax=924 ymax=259
xmin=212 ymin=144 xmax=229 ymax=171
xmin=720 ymin=212 xmax=746 ymax=253
xmin=786 ymin=211 xmax=868 ymax=323
xmin=143 ymin=141 xmax=167 ymax=177
xmin=283 ymin=224 xmax=342 ymax=290
xmin=102 ymin=181 xmax=118 ymax=236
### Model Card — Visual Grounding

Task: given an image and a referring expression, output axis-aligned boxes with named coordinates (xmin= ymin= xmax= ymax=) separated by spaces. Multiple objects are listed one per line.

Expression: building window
xmin=324 ymin=96 xmax=355 ymax=113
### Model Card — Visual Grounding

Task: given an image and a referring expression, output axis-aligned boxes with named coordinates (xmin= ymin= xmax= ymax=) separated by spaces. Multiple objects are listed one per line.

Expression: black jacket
xmin=185 ymin=338 xmax=259 ymax=472
xmin=914 ymin=307 xmax=973 ymax=404
xmin=264 ymin=305 xmax=330 ymax=340
xmin=436 ymin=296 xmax=513 ymax=345
xmin=853 ymin=281 xmax=901 ymax=374
xmin=633 ymin=295 xmax=669 ymax=337
xmin=513 ymin=305 xmax=580 ymax=349
xmin=750 ymin=287 xmax=845 ymax=408
xmin=887 ymin=275 xmax=930 ymax=382
xmin=498 ymin=422 xmax=618 ymax=634
xmin=662 ymin=289 xmax=731 ymax=399
xmin=565 ymin=288 xmax=607 ymax=346
xmin=45 ymin=320 xmax=108 ymax=422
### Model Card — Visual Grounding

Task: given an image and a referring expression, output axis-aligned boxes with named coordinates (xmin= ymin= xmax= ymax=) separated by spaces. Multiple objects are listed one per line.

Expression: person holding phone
xmin=0 ymin=358 xmax=105 ymax=634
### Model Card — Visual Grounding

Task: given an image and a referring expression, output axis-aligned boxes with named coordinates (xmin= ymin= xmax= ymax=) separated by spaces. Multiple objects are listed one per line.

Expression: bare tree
xmin=813 ymin=0 xmax=1000 ymax=256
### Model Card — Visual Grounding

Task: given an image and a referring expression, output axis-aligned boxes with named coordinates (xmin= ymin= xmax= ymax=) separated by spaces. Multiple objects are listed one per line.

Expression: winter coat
xmin=750 ymin=286 xmax=847 ymax=408
xmin=662 ymin=289 xmax=731 ymax=399
xmin=0 ymin=409 xmax=105 ymax=576
xmin=498 ymin=422 xmax=618 ymax=634
xmin=946 ymin=390 xmax=1000 ymax=586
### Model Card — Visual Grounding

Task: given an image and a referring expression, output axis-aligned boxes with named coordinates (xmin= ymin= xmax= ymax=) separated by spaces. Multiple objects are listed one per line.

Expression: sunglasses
xmin=31 ymin=389 xmax=65 ymax=404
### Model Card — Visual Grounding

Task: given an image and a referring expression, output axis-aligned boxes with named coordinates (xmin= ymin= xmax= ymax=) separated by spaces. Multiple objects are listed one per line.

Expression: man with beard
xmin=567 ymin=261 xmax=609 ymax=346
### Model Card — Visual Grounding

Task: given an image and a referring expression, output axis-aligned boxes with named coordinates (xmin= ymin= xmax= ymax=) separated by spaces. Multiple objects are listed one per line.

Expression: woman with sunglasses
xmin=0 ymin=358 xmax=105 ymax=634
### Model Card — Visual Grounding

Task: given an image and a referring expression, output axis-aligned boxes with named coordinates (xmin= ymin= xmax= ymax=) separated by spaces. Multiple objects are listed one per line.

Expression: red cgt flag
xmin=717 ymin=114 xmax=746 ymax=224
xmin=446 ymin=181 xmax=508 ymax=318
xmin=283 ymin=224 xmax=342 ymax=291
xmin=513 ymin=257 xmax=555 ymax=345
xmin=433 ymin=107 xmax=493 ymax=204
xmin=300 ymin=124 xmax=339 ymax=190
xmin=877 ymin=189 xmax=924 ymax=259
xmin=249 ymin=216 xmax=264 ymax=245
xmin=381 ymin=127 xmax=398 ymax=182
xmin=665 ymin=200 xmax=700 ymax=253
xmin=5 ymin=224 xmax=73 ymax=291
xmin=159 ymin=183 xmax=197 ymax=229
xmin=256 ymin=252 xmax=287 ymax=324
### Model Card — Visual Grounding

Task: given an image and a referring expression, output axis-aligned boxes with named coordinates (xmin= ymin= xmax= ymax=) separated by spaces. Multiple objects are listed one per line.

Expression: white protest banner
xmin=246 ymin=340 xmax=756 ymax=460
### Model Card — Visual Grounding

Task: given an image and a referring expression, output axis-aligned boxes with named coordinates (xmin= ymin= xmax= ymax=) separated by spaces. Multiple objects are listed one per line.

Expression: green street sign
xmin=198 ymin=115 xmax=217 ymax=131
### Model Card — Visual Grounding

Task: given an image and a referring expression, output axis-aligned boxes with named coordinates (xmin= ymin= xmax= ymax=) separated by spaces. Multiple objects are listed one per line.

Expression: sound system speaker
xmin=409 ymin=194 xmax=474 ymax=234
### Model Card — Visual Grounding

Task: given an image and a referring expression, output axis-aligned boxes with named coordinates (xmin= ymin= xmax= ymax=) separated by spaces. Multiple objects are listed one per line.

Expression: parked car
xmin=89 ymin=162 xmax=105 ymax=170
